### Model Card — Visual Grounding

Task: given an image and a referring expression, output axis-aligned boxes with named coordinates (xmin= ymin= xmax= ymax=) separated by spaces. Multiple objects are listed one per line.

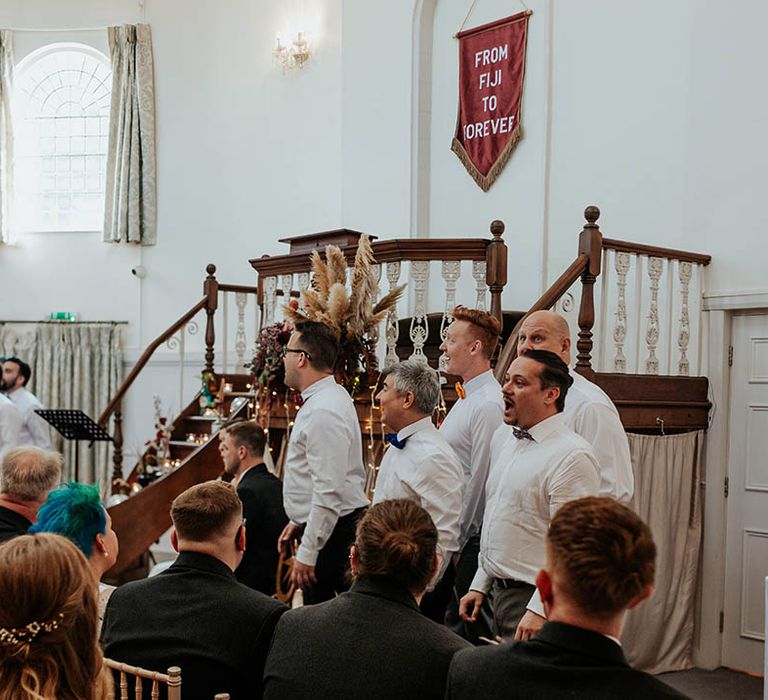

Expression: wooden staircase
xmin=105 ymin=375 xmax=252 ymax=583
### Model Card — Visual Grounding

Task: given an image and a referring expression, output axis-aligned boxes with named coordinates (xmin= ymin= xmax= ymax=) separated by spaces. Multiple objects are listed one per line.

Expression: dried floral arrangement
xmin=248 ymin=320 xmax=295 ymax=407
xmin=284 ymin=235 xmax=406 ymax=393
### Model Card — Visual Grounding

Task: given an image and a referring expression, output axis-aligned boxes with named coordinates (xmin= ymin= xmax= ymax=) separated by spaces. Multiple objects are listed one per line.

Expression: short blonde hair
xmin=1 ymin=448 xmax=62 ymax=501
xmin=171 ymin=481 xmax=242 ymax=542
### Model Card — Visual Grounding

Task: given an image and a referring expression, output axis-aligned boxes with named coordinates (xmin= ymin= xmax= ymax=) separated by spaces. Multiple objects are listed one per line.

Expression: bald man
xmin=517 ymin=311 xmax=633 ymax=503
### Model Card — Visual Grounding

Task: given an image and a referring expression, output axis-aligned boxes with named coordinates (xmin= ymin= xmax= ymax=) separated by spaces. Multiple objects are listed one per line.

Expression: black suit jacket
xmin=446 ymin=621 xmax=690 ymax=699
xmin=101 ymin=551 xmax=286 ymax=700
xmin=235 ymin=464 xmax=288 ymax=595
xmin=0 ymin=505 xmax=32 ymax=544
xmin=263 ymin=575 xmax=470 ymax=700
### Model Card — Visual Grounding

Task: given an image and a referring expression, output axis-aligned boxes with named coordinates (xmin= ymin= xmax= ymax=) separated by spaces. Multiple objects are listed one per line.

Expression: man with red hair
xmin=438 ymin=306 xmax=504 ymax=640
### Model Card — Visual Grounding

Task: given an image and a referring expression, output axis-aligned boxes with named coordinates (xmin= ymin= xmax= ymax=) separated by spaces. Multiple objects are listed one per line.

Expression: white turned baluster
xmin=644 ymin=257 xmax=663 ymax=375
xmin=263 ymin=276 xmax=277 ymax=325
xmin=235 ymin=292 xmax=248 ymax=372
xmin=439 ymin=261 xmax=461 ymax=373
xmin=280 ymin=274 xmax=293 ymax=322
xmin=677 ymin=261 xmax=693 ymax=376
xmin=297 ymin=272 xmax=310 ymax=292
xmin=385 ymin=262 xmax=401 ymax=368
xmin=472 ymin=261 xmax=487 ymax=310
xmin=613 ymin=252 xmax=631 ymax=373
xmin=409 ymin=261 xmax=430 ymax=363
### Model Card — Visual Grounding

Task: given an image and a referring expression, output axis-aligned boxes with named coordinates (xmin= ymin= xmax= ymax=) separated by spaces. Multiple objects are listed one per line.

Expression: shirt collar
xmin=300 ymin=374 xmax=336 ymax=402
xmin=462 ymin=369 xmax=497 ymax=396
xmin=397 ymin=415 xmax=434 ymax=442
xmin=235 ymin=462 xmax=267 ymax=485
xmin=525 ymin=413 xmax=563 ymax=442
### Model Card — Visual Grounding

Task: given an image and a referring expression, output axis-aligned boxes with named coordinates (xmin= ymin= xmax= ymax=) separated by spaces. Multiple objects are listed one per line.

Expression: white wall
xmin=2 ymin=0 xmax=767 ymax=477
xmin=0 ymin=0 xmax=343 ymax=449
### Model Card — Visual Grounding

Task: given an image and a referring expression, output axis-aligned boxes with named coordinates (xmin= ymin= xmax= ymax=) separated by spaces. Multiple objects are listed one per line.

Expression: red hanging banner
xmin=451 ymin=11 xmax=531 ymax=192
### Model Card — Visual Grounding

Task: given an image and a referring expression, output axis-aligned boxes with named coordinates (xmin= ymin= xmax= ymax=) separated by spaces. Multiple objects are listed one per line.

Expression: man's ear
xmin=236 ymin=525 xmax=246 ymax=553
xmin=536 ymin=568 xmax=554 ymax=611
xmin=544 ymin=386 xmax=561 ymax=407
xmin=626 ymin=584 xmax=653 ymax=610
xmin=561 ymin=337 xmax=571 ymax=356
xmin=170 ymin=529 xmax=179 ymax=553
xmin=402 ymin=390 xmax=415 ymax=410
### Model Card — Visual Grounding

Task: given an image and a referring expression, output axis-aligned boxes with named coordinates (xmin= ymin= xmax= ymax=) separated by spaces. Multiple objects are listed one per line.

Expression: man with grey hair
xmin=373 ymin=359 xmax=463 ymax=596
xmin=0 ymin=446 xmax=62 ymax=543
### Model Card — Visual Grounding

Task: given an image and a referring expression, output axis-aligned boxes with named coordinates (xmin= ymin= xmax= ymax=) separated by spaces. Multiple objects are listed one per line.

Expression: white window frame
xmin=12 ymin=41 xmax=112 ymax=235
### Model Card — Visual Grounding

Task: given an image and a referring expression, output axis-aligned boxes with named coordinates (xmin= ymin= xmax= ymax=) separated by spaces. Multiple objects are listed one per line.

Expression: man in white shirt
xmin=1 ymin=358 xmax=52 ymax=450
xmin=373 ymin=358 xmax=463 ymax=601
xmin=278 ymin=320 xmax=369 ymax=604
xmin=0 ymin=392 xmax=21 ymax=457
xmin=438 ymin=306 xmax=504 ymax=640
xmin=460 ymin=349 xmax=600 ymax=641
xmin=516 ymin=311 xmax=633 ymax=503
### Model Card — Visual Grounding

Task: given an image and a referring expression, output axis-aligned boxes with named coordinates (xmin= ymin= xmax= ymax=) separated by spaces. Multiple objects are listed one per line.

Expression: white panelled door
xmin=723 ymin=313 xmax=768 ymax=673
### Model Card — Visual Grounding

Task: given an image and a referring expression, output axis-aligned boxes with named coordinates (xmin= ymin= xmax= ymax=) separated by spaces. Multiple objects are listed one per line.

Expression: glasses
xmin=283 ymin=347 xmax=312 ymax=360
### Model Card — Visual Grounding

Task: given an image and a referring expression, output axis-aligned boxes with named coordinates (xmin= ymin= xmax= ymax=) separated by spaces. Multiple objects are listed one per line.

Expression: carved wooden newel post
xmin=204 ymin=264 xmax=219 ymax=375
xmin=110 ymin=407 xmax=123 ymax=494
xmin=486 ymin=219 xmax=507 ymax=328
xmin=575 ymin=206 xmax=603 ymax=380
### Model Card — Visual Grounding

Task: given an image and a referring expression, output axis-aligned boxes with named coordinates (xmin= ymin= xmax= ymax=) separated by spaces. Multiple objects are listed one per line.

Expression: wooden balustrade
xmin=494 ymin=206 xmax=711 ymax=382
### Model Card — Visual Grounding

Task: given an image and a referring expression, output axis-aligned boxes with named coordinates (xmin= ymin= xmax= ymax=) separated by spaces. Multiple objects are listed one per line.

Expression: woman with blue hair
xmin=30 ymin=482 xmax=119 ymax=626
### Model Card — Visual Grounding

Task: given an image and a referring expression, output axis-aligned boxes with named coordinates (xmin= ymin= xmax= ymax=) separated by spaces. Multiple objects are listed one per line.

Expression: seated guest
xmin=102 ymin=481 xmax=286 ymax=700
xmin=29 ymin=482 xmax=119 ymax=625
xmin=219 ymin=419 xmax=288 ymax=595
xmin=0 ymin=533 xmax=109 ymax=700
xmin=373 ymin=360 xmax=463 ymax=588
xmin=263 ymin=499 xmax=470 ymax=700
xmin=0 ymin=447 xmax=62 ymax=544
xmin=447 ymin=496 xmax=688 ymax=699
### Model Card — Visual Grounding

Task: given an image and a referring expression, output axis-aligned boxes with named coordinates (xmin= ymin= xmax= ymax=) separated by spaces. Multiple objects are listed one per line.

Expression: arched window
xmin=13 ymin=43 xmax=112 ymax=232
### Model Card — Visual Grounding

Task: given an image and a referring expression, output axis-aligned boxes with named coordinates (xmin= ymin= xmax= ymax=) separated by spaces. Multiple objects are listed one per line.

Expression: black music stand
xmin=35 ymin=410 xmax=113 ymax=482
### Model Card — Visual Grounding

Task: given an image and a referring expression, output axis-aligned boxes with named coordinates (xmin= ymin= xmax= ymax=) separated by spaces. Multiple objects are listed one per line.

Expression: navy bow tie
xmin=512 ymin=426 xmax=534 ymax=441
xmin=385 ymin=433 xmax=408 ymax=450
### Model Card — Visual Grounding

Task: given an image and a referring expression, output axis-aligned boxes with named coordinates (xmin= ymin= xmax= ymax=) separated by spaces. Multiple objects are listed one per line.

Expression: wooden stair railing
xmin=97 ymin=265 xmax=260 ymax=491
xmin=494 ymin=205 xmax=712 ymax=432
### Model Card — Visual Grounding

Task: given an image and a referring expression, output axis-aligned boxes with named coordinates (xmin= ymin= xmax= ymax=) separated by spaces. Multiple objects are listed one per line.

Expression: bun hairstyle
xmin=0 ymin=533 xmax=107 ymax=700
xmin=353 ymin=499 xmax=437 ymax=594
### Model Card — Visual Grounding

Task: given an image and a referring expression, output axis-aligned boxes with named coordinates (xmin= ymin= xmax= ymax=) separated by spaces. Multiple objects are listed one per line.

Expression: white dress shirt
xmin=374 ymin=416 xmax=463 ymax=580
xmin=0 ymin=393 xmax=21 ymax=456
xmin=470 ymin=414 xmax=600 ymax=612
xmin=8 ymin=388 xmax=51 ymax=450
xmin=563 ymin=371 xmax=633 ymax=503
xmin=283 ymin=375 xmax=369 ymax=567
xmin=438 ymin=370 xmax=504 ymax=549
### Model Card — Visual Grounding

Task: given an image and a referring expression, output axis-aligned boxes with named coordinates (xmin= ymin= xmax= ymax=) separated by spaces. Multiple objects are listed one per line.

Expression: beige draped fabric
xmin=0 ymin=30 xmax=13 ymax=244
xmin=622 ymin=430 xmax=704 ymax=674
xmin=0 ymin=323 xmax=124 ymax=494
xmin=103 ymin=24 xmax=157 ymax=245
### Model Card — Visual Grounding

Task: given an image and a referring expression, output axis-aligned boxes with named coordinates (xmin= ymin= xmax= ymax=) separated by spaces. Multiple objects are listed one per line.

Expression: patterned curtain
xmin=103 ymin=24 xmax=157 ymax=245
xmin=0 ymin=30 xmax=14 ymax=244
xmin=0 ymin=323 xmax=124 ymax=495
xmin=622 ymin=430 xmax=704 ymax=674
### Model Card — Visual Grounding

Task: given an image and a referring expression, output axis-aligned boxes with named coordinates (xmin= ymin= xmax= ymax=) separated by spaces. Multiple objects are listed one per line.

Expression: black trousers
xmin=302 ymin=506 xmax=367 ymax=605
xmin=444 ymin=534 xmax=495 ymax=643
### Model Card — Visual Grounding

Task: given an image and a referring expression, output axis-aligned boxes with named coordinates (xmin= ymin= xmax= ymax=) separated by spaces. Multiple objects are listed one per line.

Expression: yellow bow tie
xmin=455 ymin=382 xmax=466 ymax=400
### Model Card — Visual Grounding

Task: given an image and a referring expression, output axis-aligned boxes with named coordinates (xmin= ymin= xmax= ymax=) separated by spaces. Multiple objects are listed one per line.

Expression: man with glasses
xmin=279 ymin=320 xmax=369 ymax=603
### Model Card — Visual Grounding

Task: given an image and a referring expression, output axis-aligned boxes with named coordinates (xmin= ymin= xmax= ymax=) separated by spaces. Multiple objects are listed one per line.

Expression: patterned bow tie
xmin=385 ymin=433 xmax=408 ymax=450
xmin=512 ymin=426 xmax=534 ymax=441
xmin=455 ymin=382 xmax=466 ymax=400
